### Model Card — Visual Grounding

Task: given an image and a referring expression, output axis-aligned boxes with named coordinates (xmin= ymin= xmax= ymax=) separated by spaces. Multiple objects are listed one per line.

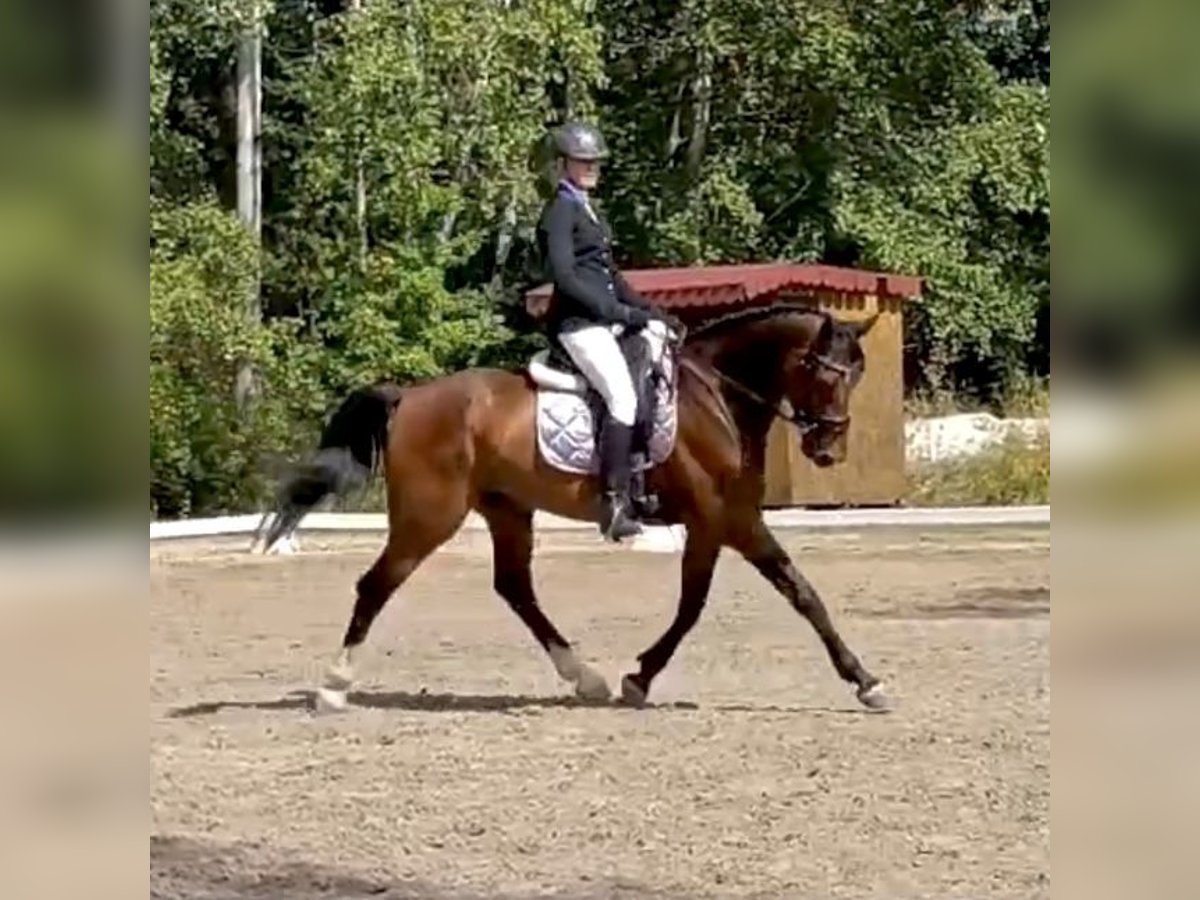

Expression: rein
xmin=664 ymin=317 xmax=853 ymax=434
xmin=700 ymin=353 xmax=853 ymax=434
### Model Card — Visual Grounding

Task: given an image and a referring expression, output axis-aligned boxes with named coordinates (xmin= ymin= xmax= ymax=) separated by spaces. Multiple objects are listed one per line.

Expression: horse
xmin=258 ymin=302 xmax=889 ymax=713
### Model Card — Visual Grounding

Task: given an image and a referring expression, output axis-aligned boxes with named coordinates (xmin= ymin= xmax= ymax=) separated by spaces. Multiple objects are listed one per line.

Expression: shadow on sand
xmin=151 ymin=834 xmax=681 ymax=900
xmin=168 ymin=688 xmax=695 ymax=718
xmin=167 ymin=688 xmax=882 ymax=719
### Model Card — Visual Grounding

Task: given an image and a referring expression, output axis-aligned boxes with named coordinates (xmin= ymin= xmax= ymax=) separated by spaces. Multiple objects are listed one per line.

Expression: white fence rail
xmin=150 ymin=506 xmax=1049 ymax=555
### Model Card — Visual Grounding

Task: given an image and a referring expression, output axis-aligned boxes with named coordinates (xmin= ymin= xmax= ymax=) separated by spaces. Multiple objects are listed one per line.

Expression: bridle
xmin=665 ymin=320 xmax=854 ymax=434
xmin=703 ymin=351 xmax=855 ymax=435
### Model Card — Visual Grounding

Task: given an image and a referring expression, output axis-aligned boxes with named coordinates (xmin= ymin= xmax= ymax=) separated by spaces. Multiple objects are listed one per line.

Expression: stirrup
xmin=600 ymin=492 xmax=643 ymax=542
xmin=634 ymin=492 xmax=660 ymax=518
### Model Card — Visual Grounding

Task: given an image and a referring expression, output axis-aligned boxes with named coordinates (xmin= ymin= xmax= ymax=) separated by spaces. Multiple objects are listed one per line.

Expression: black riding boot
xmin=598 ymin=418 xmax=644 ymax=542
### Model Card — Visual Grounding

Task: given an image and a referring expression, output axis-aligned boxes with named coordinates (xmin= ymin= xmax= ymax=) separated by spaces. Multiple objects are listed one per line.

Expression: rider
xmin=536 ymin=121 xmax=679 ymax=542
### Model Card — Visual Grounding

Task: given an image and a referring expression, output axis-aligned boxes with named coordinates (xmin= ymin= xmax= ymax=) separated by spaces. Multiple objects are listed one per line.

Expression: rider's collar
xmin=558 ymin=179 xmax=589 ymax=203
xmin=558 ymin=179 xmax=597 ymax=222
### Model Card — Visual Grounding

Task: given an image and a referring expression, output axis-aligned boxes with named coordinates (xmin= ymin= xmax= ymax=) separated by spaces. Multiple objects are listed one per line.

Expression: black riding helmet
xmin=553 ymin=121 xmax=609 ymax=162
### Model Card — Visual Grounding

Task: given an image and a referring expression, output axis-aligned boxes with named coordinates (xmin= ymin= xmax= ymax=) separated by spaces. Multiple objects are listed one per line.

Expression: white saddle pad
xmin=535 ymin=359 xmax=679 ymax=476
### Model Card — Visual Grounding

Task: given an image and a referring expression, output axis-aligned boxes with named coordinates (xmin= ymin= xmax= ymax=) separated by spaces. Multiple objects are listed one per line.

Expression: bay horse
xmin=259 ymin=303 xmax=890 ymax=712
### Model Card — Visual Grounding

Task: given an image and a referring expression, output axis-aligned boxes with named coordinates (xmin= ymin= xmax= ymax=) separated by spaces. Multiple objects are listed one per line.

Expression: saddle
xmin=527 ymin=331 xmax=679 ymax=519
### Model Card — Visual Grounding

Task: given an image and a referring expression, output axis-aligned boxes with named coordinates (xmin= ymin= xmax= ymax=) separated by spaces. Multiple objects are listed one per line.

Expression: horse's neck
xmin=681 ymin=309 xmax=820 ymax=455
xmin=680 ymin=333 xmax=787 ymax=460
xmin=690 ymin=318 xmax=791 ymax=400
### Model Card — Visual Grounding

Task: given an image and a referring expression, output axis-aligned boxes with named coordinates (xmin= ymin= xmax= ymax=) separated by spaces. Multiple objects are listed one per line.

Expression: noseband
xmin=795 ymin=353 xmax=854 ymax=429
xmin=708 ymin=351 xmax=853 ymax=434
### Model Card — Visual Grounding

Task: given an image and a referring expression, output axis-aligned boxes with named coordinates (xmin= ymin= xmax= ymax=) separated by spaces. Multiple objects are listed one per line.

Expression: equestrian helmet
xmin=552 ymin=121 xmax=609 ymax=162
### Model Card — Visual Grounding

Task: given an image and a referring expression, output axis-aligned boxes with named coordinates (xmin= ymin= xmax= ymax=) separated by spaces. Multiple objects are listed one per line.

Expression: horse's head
xmin=784 ymin=311 xmax=877 ymax=467
xmin=685 ymin=305 xmax=879 ymax=468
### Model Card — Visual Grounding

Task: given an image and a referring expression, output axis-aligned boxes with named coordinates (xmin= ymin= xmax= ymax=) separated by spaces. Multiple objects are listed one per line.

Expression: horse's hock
xmin=526 ymin=262 xmax=923 ymax=508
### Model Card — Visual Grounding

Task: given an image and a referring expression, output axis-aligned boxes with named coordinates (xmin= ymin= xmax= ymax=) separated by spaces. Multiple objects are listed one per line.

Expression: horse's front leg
xmin=729 ymin=516 xmax=890 ymax=711
xmin=620 ymin=528 xmax=721 ymax=706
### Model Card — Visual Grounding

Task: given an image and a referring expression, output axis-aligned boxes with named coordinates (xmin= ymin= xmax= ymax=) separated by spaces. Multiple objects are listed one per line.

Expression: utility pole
xmin=350 ymin=0 xmax=368 ymax=271
xmin=235 ymin=1 xmax=263 ymax=410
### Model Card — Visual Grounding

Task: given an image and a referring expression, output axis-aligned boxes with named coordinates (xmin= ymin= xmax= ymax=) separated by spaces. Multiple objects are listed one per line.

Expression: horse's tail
xmin=255 ymin=382 xmax=404 ymax=553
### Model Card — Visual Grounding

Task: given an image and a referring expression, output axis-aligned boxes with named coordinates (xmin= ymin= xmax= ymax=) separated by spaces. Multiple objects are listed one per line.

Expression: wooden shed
xmin=526 ymin=263 xmax=923 ymax=508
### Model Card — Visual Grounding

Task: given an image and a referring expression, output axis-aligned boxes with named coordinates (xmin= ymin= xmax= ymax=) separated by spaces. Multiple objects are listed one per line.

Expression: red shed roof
xmin=525 ymin=262 xmax=922 ymax=311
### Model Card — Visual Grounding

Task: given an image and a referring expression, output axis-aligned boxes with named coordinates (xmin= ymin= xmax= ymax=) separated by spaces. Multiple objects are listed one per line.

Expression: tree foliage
xmin=597 ymin=0 xmax=1049 ymax=392
xmin=150 ymin=0 xmax=1049 ymax=516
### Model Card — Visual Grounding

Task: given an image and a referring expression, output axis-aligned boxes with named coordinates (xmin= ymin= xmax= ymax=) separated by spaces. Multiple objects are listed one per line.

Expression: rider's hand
xmin=622 ymin=306 xmax=653 ymax=329
xmin=645 ymin=318 xmax=671 ymax=339
xmin=656 ymin=312 xmax=684 ymax=336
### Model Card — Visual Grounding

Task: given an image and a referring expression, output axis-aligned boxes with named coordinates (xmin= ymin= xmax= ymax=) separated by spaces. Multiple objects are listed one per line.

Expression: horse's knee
xmin=747 ymin=551 xmax=791 ymax=588
xmin=493 ymin=570 xmax=521 ymax=599
xmin=788 ymin=587 xmax=818 ymax=615
xmin=496 ymin=559 xmax=539 ymax=606
xmin=784 ymin=568 xmax=819 ymax=605
xmin=355 ymin=563 xmax=391 ymax=600
xmin=677 ymin=597 xmax=707 ymax=631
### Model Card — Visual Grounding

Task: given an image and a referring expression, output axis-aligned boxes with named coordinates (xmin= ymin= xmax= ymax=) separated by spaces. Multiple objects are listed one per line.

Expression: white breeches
xmin=559 ymin=324 xmax=649 ymax=426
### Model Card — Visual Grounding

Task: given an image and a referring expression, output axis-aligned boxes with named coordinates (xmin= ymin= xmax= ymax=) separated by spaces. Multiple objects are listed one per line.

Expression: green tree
xmin=270 ymin=0 xmax=606 ymax=391
xmin=596 ymin=0 xmax=1049 ymax=398
xmin=148 ymin=0 xmax=1050 ymax=516
xmin=150 ymin=200 xmax=322 ymax=518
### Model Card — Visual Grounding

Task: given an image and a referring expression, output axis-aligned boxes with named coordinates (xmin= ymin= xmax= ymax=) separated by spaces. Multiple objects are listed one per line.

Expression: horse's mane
xmin=684 ymin=301 xmax=828 ymax=343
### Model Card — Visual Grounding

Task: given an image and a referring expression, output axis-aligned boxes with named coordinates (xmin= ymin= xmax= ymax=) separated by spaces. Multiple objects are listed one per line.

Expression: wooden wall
xmin=762 ymin=291 xmax=908 ymax=507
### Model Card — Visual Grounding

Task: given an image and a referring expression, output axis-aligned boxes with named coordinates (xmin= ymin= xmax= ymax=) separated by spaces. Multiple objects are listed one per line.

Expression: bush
xmin=906 ymin=431 xmax=1049 ymax=507
xmin=905 ymin=374 xmax=1050 ymax=419
xmin=150 ymin=201 xmax=325 ymax=519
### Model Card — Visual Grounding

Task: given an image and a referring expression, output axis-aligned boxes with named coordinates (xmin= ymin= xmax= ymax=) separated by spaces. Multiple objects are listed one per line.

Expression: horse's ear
xmin=852 ymin=312 xmax=880 ymax=339
xmin=815 ymin=312 xmax=835 ymax=347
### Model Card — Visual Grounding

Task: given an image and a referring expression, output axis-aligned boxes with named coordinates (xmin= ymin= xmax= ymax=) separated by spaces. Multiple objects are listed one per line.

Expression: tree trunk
xmin=350 ymin=0 xmax=367 ymax=271
xmin=492 ymin=194 xmax=518 ymax=286
xmin=667 ymin=80 xmax=687 ymax=160
xmin=235 ymin=2 xmax=262 ymax=411
xmin=685 ymin=44 xmax=712 ymax=182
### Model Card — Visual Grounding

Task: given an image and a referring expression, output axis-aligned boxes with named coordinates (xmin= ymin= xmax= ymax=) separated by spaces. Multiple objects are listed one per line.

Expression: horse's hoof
xmin=313 ymin=686 xmax=349 ymax=714
xmin=325 ymin=664 xmax=354 ymax=692
xmin=575 ymin=664 xmax=612 ymax=702
xmin=620 ymin=674 xmax=648 ymax=708
xmin=856 ymin=681 xmax=891 ymax=712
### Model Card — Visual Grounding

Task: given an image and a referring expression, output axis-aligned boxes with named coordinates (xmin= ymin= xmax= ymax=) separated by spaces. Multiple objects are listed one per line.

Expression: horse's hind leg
xmin=315 ymin=491 xmax=467 ymax=712
xmin=477 ymin=493 xmax=611 ymax=701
